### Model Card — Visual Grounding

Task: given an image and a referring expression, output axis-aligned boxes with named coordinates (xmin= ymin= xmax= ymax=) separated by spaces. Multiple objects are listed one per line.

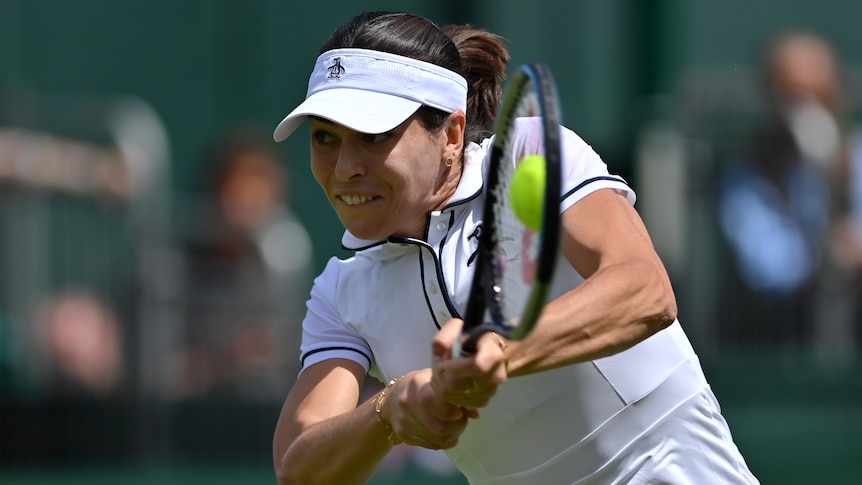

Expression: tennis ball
xmin=508 ymin=154 xmax=546 ymax=231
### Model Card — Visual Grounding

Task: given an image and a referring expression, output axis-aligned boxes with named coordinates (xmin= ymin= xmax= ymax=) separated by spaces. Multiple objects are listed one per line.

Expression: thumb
xmin=433 ymin=318 xmax=464 ymax=361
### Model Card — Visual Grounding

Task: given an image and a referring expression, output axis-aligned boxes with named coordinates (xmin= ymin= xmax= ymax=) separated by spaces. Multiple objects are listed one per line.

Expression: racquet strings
xmin=487 ymin=85 xmax=546 ymax=334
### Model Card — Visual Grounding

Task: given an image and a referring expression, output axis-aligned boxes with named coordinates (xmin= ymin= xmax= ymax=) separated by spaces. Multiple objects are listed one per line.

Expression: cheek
xmin=309 ymin=156 xmax=330 ymax=188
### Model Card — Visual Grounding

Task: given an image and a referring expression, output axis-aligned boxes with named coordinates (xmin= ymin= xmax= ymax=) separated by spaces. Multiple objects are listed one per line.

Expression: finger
xmin=474 ymin=332 xmax=510 ymax=384
xmin=404 ymin=431 xmax=463 ymax=451
xmin=423 ymin=394 xmax=470 ymax=421
xmin=442 ymin=387 xmax=497 ymax=410
xmin=398 ymin=403 xmax=468 ymax=449
xmin=462 ymin=407 xmax=480 ymax=419
xmin=431 ymin=371 xmax=499 ymax=410
xmin=403 ymin=369 xmax=462 ymax=421
xmin=432 ymin=335 xmax=508 ymax=409
xmin=432 ymin=361 xmax=479 ymax=398
xmin=436 ymin=333 xmax=506 ymax=381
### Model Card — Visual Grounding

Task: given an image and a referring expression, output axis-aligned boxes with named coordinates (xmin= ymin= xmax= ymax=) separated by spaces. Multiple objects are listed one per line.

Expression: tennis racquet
xmin=454 ymin=63 xmax=563 ymax=356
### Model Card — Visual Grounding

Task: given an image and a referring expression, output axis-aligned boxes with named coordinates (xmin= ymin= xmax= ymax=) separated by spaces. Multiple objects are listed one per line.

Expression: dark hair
xmin=320 ymin=11 xmax=509 ymax=145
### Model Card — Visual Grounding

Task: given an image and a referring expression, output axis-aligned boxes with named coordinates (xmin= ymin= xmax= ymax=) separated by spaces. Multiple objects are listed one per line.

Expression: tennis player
xmin=272 ymin=10 xmax=758 ymax=485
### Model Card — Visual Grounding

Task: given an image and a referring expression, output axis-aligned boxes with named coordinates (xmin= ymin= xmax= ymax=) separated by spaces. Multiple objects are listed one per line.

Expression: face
xmin=217 ymin=151 xmax=283 ymax=232
xmin=309 ymin=114 xmax=463 ymax=240
xmin=774 ymin=36 xmax=840 ymax=110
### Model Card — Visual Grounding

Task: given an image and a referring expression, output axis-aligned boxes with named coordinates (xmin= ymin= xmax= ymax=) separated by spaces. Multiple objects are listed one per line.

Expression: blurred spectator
xmin=31 ymin=287 xmax=125 ymax=397
xmin=161 ymin=127 xmax=313 ymax=402
xmin=717 ymin=30 xmax=862 ymax=347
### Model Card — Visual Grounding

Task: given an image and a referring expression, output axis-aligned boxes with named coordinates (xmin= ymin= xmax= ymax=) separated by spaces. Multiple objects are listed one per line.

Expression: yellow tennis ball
xmin=508 ymin=154 xmax=546 ymax=231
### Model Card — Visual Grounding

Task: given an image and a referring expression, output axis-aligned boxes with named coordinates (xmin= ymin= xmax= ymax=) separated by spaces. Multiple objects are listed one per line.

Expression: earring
xmin=445 ymin=158 xmax=453 ymax=167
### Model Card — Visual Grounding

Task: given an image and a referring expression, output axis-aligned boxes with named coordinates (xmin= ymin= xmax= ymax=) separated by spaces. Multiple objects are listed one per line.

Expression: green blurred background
xmin=1 ymin=0 xmax=861 ymax=483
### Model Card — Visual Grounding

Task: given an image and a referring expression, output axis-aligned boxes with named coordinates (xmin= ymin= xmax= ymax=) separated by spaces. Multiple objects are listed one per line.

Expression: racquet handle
xmin=452 ymin=328 xmax=486 ymax=357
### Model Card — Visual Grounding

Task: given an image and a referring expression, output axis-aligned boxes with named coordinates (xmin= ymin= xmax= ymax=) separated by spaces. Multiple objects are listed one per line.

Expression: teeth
xmin=341 ymin=195 xmax=373 ymax=206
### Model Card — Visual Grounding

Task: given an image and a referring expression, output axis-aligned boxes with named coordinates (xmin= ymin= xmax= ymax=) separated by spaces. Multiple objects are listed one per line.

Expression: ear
xmin=443 ymin=110 xmax=466 ymax=162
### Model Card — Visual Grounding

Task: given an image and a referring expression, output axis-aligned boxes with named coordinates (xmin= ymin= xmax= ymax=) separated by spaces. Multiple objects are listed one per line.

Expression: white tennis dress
xmin=299 ymin=121 xmax=759 ymax=484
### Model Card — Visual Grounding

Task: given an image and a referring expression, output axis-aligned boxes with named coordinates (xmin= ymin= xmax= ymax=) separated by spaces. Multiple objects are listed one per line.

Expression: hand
xmin=431 ymin=318 xmax=509 ymax=411
xmin=381 ymin=369 xmax=471 ymax=450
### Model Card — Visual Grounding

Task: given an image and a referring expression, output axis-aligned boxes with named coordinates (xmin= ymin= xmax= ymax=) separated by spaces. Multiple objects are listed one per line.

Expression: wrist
xmin=371 ymin=377 xmax=401 ymax=446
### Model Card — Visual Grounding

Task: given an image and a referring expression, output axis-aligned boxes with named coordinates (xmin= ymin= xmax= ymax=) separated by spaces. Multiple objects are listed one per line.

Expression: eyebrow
xmin=309 ymin=116 xmax=335 ymax=125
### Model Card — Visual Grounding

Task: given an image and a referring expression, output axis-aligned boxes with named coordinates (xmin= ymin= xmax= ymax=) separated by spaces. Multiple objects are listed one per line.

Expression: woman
xmin=272 ymin=11 xmax=758 ymax=485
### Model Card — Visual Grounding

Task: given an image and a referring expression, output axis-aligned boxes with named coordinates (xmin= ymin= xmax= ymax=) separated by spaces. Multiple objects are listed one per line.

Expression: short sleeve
xmin=299 ymin=257 xmax=374 ymax=373
xmin=557 ymin=126 xmax=635 ymax=212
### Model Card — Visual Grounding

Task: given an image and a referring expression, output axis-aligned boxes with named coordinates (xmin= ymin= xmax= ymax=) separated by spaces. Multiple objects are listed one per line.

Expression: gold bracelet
xmin=371 ymin=378 xmax=401 ymax=446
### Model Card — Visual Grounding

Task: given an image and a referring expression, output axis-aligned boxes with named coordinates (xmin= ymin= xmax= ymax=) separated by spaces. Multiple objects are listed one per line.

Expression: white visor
xmin=273 ymin=48 xmax=468 ymax=141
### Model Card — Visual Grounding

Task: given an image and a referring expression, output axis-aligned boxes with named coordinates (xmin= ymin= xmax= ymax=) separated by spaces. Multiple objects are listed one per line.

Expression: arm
xmin=504 ymin=188 xmax=678 ymax=376
xmin=273 ymin=359 xmax=384 ymax=485
xmin=274 ymin=359 xmax=471 ymax=485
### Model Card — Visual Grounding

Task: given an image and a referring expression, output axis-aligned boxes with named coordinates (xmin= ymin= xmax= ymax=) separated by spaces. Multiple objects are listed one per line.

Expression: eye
xmin=311 ymin=129 xmax=338 ymax=146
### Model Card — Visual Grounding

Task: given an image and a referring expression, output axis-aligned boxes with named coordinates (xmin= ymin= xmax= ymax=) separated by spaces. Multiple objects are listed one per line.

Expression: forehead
xmin=309 ymin=114 xmax=421 ymax=135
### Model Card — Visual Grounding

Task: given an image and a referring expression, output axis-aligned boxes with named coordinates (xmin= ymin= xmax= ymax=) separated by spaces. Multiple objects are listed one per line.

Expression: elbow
xmin=274 ymin=457 xmax=292 ymax=485
xmin=649 ymin=279 xmax=678 ymax=333
xmin=636 ymin=263 xmax=677 ymax=336
xmin=655 ymin=297 xmax=677 ymax=331
xmin=275 ymin=447 xmax=325 ymax=485
xmin=275 ymin=474 xmax=293 ymax=485
xmin=275 ymin=461 xmax=301 ymax=485
xmin=274 ymin=443 xmax=298 ymax=485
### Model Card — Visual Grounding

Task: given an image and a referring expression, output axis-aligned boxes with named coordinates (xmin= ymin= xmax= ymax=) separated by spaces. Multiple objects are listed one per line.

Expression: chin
xmin=343 ymin=223 xmax=388 ymax=241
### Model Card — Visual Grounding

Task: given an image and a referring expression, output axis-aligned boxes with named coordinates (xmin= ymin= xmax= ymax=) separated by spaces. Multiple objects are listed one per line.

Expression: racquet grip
xmin=452 ymin=330 xmax=483 ymax=357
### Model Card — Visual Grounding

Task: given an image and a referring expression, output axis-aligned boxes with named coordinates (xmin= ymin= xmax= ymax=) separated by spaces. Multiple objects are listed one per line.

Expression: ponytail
xmin=442 ymin=25 xmax=510 ymax=143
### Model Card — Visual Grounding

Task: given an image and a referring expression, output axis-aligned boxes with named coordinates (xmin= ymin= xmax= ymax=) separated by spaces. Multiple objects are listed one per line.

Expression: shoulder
xmin=508 ymin=118 xmax=594 ymax=154
xmin=309 ymin=256 xmax=355 ymax=301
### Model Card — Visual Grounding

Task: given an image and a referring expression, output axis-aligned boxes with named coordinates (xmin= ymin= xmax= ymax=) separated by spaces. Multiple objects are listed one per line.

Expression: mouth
xmin=338 ymin=194 xmax=378 ymax=206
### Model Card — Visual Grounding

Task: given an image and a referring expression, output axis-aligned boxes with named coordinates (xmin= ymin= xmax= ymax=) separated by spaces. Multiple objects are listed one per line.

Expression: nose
xmin=333 ymin=142 xmax=367 ymax=181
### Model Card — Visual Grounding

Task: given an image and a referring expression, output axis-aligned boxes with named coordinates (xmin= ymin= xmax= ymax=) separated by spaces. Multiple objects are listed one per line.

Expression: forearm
xmin=276 ymin=397 xmax=394 ymax=485
xmin=506 ymin=259 xmax=677 ymax=377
